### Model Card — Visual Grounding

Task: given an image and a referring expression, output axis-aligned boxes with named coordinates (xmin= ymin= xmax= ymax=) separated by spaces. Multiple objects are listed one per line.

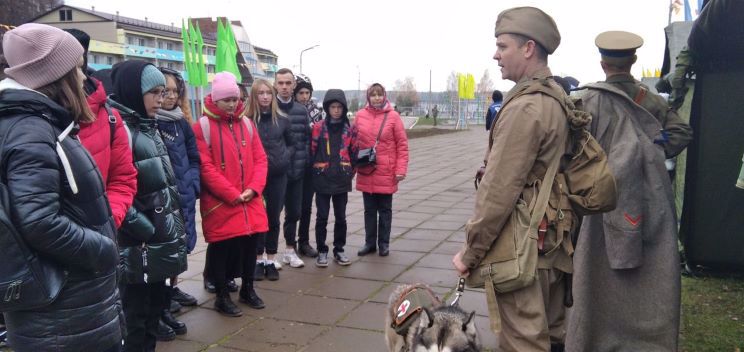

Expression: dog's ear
xmin=462 ymin=310 xmax=477 ymax=335
xmin=419 ymin=307 xmax=434 ymax=329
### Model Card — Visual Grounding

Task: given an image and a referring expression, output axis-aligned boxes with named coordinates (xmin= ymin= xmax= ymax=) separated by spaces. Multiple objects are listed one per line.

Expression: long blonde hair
xmin=247 ymin=79 xmax=284 ymax=125
xmin=36 ymin=67 xmax=94 ymax=123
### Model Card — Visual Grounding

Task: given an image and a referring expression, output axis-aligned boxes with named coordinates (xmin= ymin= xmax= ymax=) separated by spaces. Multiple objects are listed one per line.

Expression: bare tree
xmin=477 ymin=69 xmax=495 ymax=98
xmin=393 ymin=76 xmax=419 ymax=116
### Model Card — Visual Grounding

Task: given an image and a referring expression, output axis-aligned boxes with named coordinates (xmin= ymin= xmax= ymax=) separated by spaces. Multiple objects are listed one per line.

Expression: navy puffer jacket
xmin=156 ymin=108 xmax=200 ymax=252
xmin=0 ymin=81 xmax=124 ymax=352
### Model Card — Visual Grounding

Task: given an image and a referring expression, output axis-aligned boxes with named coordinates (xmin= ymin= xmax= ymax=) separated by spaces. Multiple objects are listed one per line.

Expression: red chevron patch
xmin=624 ymin=213 xmax=642 ymax=227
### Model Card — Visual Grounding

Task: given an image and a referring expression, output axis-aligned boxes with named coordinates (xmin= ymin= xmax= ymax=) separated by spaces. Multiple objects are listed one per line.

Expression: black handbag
xmin=0 ymin=116 xmax=67 ymax=312
xmin=356 ymin=112 xmax=388 ymax=167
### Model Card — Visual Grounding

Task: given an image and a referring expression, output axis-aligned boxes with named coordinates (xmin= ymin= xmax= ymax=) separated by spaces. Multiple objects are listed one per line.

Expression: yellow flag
xmin=467 ymin=73 xmax=476 ymax=99
xmin=458 ymin=73 xmax=467 ymax=99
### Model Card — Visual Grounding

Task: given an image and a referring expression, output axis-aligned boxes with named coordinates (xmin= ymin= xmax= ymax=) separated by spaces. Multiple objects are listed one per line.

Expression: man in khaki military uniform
xmin=596 ymin=31 xmax=693 ymax=158
xmin=452 ymin=7 xmax=571 ymax=352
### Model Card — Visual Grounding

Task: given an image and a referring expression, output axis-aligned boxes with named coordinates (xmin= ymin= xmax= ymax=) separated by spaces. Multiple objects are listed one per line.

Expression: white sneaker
xmin=282 ymin=249 xmax=305 ymax=268
xmin=272 ymin=259 xmax=282 ymax=270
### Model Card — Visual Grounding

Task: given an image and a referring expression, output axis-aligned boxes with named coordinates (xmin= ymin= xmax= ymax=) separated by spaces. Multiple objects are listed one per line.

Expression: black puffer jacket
xmin=279 ymin=99 xmax=310 ymax=180
xmin=254 ymin=111 xmax=294 ymax=177
xmin=0 ymin=81 xmax=124 ymax=352
xmin=111 ymin=61 xmax=187 ymax=284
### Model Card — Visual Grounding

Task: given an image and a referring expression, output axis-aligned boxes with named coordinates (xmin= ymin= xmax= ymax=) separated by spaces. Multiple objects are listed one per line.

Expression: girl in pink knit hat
xmin=193 ymin=72 xmax=269 ymax=317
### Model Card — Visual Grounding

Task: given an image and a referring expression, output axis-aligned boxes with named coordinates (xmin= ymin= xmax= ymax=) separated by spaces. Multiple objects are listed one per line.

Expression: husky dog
xmin=385 ymin=284 xmax=481 ymax=352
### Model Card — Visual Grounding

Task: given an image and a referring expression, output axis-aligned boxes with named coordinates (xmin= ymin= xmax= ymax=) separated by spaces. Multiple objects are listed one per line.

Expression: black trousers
xmin=121 ymin=280 xmax=168 ymax=352
xmin=208 ymin=235 xmax=258 ymax=293
xmin=282 ymin=176 xmax=304 ymax=247
xmin=362 ymin=192 xmax=393 ymax=247
xmin=297 ymin=168 xmax=315 ymax=246
xmin=315 ymin=192 xmax=348 ymax=254
xmin=256 ymin=174 xmax=287 ymax=255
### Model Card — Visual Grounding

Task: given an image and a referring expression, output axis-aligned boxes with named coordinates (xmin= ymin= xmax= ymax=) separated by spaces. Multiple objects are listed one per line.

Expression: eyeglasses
xmin=147 ymin=89 xmax=167 ymax=98
xmin=163 ymin=89 xmax=179 ymax=97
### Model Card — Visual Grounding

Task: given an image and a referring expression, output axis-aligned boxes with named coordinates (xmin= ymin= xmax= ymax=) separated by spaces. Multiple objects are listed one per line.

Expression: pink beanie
xmin=3 ymin=23 xmax=84 ymax=89
xmin=211 ymin=71 xmax=240 ymax=101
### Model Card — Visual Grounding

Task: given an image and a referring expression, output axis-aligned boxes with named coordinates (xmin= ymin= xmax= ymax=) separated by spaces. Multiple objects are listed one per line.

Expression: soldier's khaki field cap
xmin=596 ymin=31 xmax=643 ymax=65
xmin=494 ymin=7 xmax=561 ymax=54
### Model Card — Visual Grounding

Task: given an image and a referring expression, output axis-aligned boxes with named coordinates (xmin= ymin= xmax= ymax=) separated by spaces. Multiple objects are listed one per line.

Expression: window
xmin=167 ymin=62 xmax=174 ymax=69
xmin=127 ymin=36 xmax=135 ymax=45
xmin=166 ymin=43 xmax=173 ymax=51
xmin=138 ymin=38 xmax=146 ymax=47
xmin=93 ymin=55 xmax=100 ymax=64
xmin=58 ymin=9 xmax=72 ymax=21
xmin=157 ymin=41 xmax=164 ymax=49
xmin=107 ymin=56 xmax=113 ymax=65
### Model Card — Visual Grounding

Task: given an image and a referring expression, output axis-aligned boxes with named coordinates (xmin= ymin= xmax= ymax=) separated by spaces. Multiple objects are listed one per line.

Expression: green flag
xmin=224 ymin=19 xmax=241 ymax=81
xmin=188 ymin=21 xmax=202 ymax=86
xmin=194 ymin=24 xmax=207 ymax=87
xmin=215 ymin=18 xmax=225 ymax=73
xmin=181 ymin=19 xmax=195 ymax=85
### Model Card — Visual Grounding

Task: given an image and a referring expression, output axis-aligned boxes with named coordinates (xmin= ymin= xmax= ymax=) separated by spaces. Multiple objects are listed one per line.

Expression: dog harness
xmin=391 ymin=284 xmax=441 ymax=336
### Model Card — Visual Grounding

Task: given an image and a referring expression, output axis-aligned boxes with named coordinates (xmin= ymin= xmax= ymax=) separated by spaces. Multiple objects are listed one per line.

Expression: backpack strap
xmin=238 ymin=116 xmax=253 ymax=145
xmin=103 ymin=102 xmax=117 ymax=146
xmin=199 ymin=116 xmax=211 ymax=147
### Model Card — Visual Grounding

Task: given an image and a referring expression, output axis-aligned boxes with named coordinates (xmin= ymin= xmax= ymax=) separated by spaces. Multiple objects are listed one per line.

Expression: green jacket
xmin=117 ymin=105 xmax=187 ymax=284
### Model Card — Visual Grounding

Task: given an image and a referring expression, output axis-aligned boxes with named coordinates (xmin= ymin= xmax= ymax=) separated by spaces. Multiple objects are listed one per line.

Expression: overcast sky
xmin=66 ymin=0 xmax=681 ymax=92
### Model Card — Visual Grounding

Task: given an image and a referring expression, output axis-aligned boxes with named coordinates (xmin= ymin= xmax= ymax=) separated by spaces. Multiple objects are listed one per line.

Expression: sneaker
xmin=273 ymin=259 xmax=282 ymax=270
xmin=334 ymin=252 xmax=351 ymax=266
xmin=265 ymin=262 xmax=280 ymax=281
xmin=254 ymin=261 xmax=266 ymax=281
xmin=316 ymin=252 xmax=329 ymax=267
xmin=282 ymin=248 xmax=305 ymax=268
xmin=298 ymin=242 xmax=319 ymax=258
xmin=172 ymin=287 xmax=197 ymax=306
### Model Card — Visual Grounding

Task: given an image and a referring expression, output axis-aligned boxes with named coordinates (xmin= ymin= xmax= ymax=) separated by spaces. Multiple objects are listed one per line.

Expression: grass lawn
xmin=680 ymin=274 xmax=744 ymax=351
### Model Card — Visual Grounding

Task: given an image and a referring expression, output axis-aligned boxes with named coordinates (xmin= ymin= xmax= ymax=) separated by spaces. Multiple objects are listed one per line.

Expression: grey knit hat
xmin=140 ymin=64 xmax=166 ymax=94
xmin=3 ymin=23 xmax=84 ymax=89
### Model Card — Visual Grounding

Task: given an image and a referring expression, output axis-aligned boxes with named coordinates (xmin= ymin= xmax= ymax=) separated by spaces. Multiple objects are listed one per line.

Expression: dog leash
xmin=450 ymin=277 xmax=466 ymax=306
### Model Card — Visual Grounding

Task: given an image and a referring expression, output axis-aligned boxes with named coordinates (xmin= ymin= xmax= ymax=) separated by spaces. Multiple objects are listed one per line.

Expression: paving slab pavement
xmin=157 ymin=128 xmax=500 ymax=351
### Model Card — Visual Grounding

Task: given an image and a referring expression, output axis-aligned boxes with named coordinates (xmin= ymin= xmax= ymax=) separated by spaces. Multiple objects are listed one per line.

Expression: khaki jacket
xmin=463 ymin=67 xmax=571 ymax=273
xmin=605 ymin=73 xmax=693 ymax=158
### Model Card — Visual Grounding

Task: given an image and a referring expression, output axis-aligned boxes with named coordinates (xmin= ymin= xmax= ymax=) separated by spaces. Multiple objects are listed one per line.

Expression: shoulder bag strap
xmin=529 ymin=148 xmax=562 ymax=234
xmin=373 ymin=112 xmax=389 ymax=148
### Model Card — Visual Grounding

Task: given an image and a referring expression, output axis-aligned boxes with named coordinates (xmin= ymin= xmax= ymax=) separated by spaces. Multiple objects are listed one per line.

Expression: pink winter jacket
xmin=353 ymin=103 xmax=409 ymax=194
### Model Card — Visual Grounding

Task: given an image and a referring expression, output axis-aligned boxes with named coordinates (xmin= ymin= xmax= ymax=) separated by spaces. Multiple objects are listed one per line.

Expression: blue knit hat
xmin=140 ymin=64 xmax=166 ymax=94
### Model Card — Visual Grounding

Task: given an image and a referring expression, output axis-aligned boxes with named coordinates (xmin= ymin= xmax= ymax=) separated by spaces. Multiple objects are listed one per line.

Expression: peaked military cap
xmin=596 ymin=31 xmax=643 ymax=65
xmin=494 ymin=7 xmax=561 ymax=54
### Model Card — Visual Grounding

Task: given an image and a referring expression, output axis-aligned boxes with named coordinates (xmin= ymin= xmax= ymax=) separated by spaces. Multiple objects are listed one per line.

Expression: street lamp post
xmin=299 ymin=45 xmax=319 ymax=74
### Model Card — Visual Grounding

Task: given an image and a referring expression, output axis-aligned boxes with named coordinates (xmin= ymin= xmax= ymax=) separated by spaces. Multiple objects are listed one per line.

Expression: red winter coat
xmin=353 ymin=102 xmax=409 ymax=194
xmin=78 ymin=79 xmax=137 ymax=228
xmin=193 ymin=95 xmax=269 ymax=243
